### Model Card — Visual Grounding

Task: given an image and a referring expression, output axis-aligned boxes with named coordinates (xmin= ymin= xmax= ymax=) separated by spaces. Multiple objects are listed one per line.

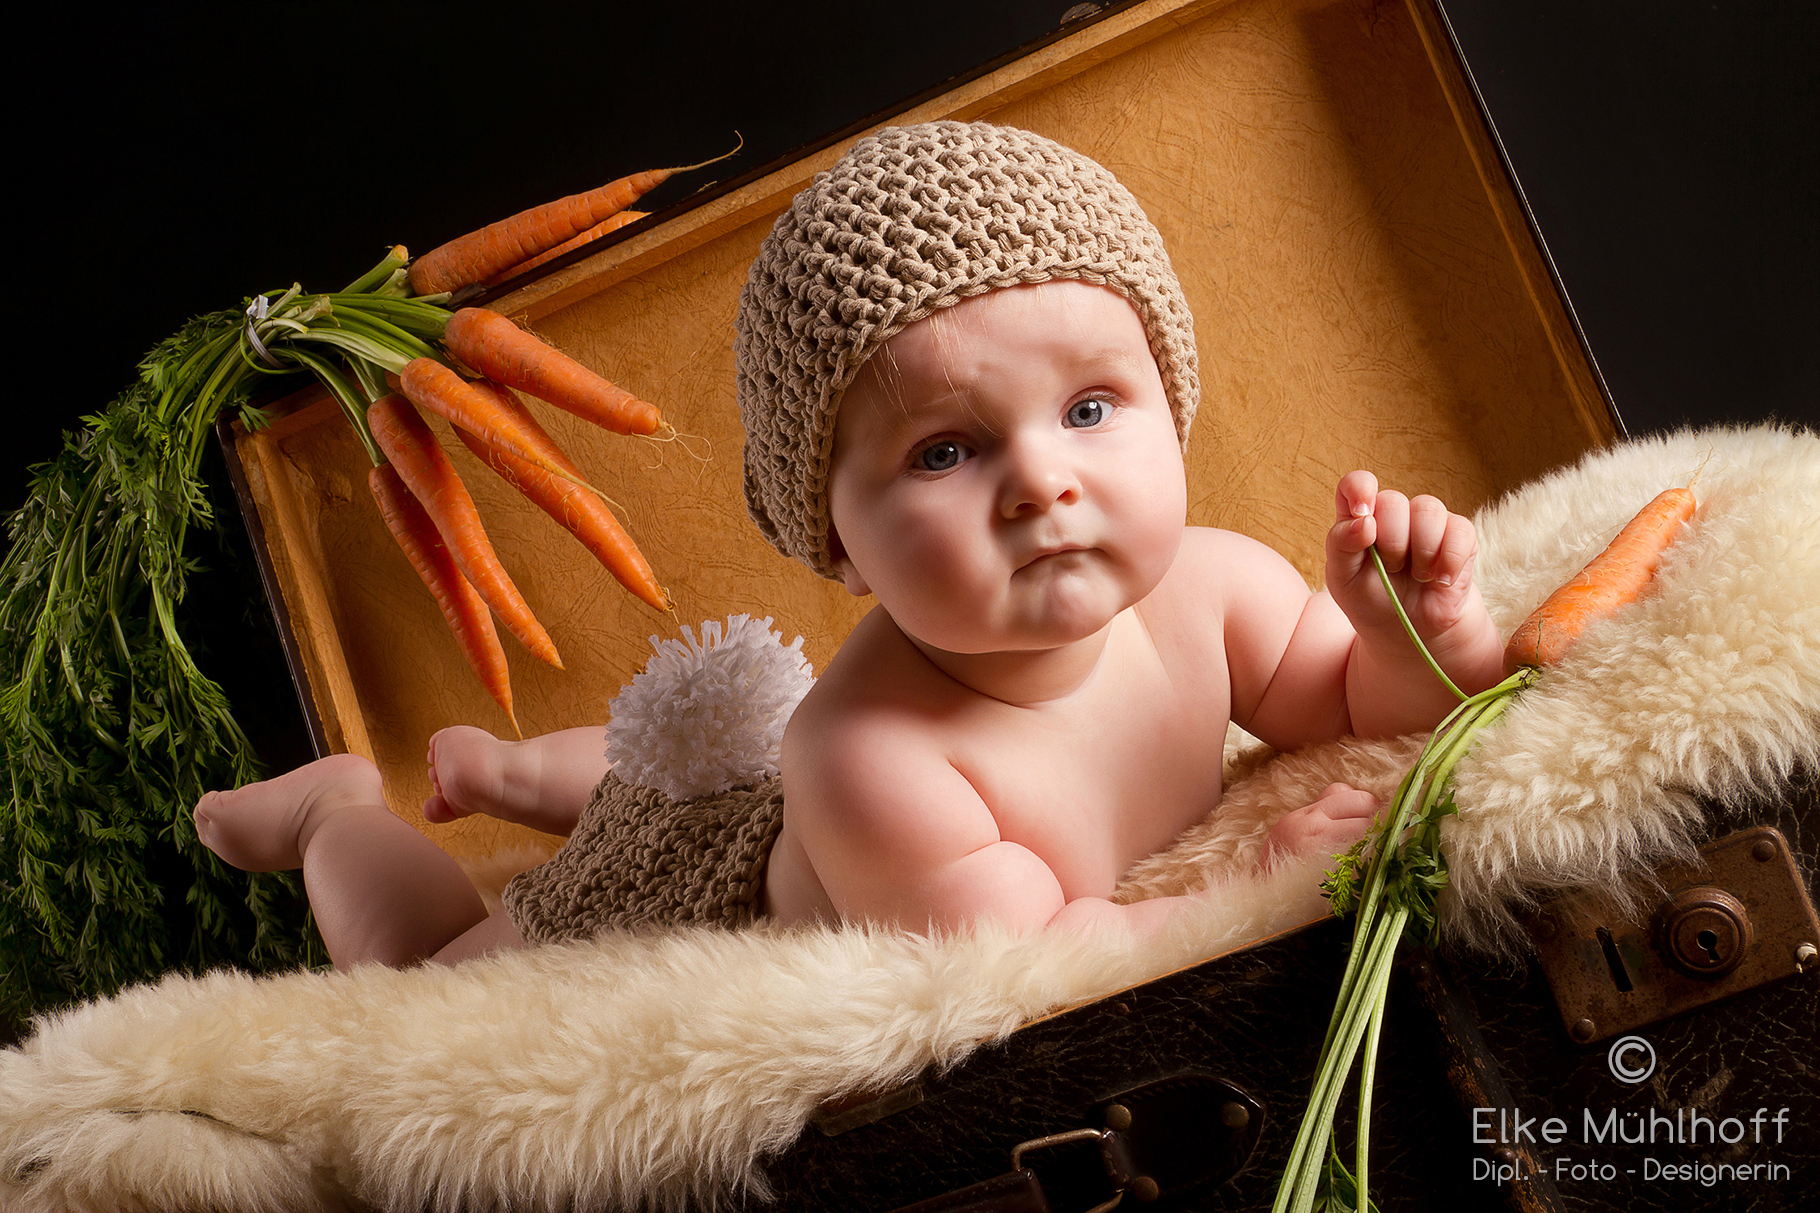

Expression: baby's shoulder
xmin=783 ymin=611 xmax=950 ymax=773
xmin=1145 ymin=525 xmax=1303 ymax=620
xmin=782 ymin=615 xmax=987 ymax=850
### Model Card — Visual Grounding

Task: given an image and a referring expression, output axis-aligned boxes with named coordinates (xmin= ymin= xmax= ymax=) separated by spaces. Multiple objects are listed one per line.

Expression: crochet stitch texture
xmin=735 ymin=120 xmax=1201 ymax=580
xmin=503 ymin=773 xmax=785 ymax=940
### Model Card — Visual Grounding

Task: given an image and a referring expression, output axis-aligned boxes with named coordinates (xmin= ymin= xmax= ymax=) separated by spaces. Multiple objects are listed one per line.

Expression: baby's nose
xmin=998 ymin=441 xmax=1080 ymax=516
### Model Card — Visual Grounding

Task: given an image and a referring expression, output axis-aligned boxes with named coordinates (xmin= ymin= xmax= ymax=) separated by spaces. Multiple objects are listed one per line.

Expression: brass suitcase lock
xmin=1530 ymin=826 xmax=1819 ymax=1043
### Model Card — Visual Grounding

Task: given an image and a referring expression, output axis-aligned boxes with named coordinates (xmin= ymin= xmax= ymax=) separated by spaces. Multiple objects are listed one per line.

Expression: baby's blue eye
xmin=1065 ymin=398 xmax=1109 ymax=428
xmin=914 ymin=440 xmax=970 ymax=472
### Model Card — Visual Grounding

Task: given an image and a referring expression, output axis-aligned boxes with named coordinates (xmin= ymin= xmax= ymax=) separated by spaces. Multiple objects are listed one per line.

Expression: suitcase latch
xmin=1528 ymin=825 xmax=1819 ymax=1043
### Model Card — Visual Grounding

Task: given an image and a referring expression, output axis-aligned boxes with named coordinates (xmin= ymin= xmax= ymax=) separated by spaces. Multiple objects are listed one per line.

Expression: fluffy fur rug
xmin=4 ymin=425 xmax=1816 ymax=1212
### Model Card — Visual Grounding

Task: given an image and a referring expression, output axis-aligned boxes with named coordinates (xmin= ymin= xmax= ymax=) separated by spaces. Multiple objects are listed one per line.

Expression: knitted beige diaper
xmin=502 ymin=772 xmax=786 ymax=943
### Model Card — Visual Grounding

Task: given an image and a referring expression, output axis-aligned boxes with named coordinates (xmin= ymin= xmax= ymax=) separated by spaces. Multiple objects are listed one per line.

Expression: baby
xmin=194 ymin=122 xmax=1504 ymax=967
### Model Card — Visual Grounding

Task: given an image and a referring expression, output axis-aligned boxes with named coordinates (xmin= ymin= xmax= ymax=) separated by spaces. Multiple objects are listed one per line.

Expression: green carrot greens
xmin=0 ymin=249 xmax=453 ymax=1026
xmin=1272 ymin=548 xmax=1535 ymax=1213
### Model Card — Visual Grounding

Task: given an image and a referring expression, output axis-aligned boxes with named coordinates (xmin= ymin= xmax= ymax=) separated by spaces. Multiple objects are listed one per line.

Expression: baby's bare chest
xmin=953 ymin=657 xmax=1230 ymax=897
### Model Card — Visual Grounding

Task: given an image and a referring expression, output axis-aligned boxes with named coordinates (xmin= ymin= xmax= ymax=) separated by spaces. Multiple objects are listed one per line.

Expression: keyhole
xmin=1596 ymin=926 xmax=1633 ymax=992
xmin=1655 ymin=885 xmax=1751 ymax=979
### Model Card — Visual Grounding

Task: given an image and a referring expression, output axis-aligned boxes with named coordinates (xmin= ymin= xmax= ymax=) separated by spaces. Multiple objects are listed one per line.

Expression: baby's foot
xmin=424 ymin=725 xmax=513 ymax=824
xmin=193 ymin=753 xmax=384 ymax=872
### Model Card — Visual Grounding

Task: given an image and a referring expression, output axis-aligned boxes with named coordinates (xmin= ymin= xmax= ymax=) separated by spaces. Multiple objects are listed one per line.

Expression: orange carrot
xmin=368 ymin=463 xmax=520 ymax=734
xmin=454 ymin=379 xmax=670 ymax=611
xmin=1504 ymin=486 xmax=1696 ymax=671
xmin=483 ymin=210 xmax=649 ymax=287
xmin=398 ymin=357 xmax=598 ymax=490
xmin=408 ymin=140 xmax=738 ymax=295
xmin=367 ymin=394 xmax=563 ymax=670
xmin=441 ymin=307 xmax=661 ymax=436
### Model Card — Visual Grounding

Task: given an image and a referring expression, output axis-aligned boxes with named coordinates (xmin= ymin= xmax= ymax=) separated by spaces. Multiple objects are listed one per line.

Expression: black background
xmin=1435 ymin=0 xmax=1816 ymax=436
xmin=9 ymin=0 xmax=1815 ymax=770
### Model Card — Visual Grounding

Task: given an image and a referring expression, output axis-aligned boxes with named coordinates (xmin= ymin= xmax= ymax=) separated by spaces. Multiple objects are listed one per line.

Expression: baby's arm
xmin=785 ymin=713 xmax=1362 ymax=938
xmin=423 ymin=724 xmax=610 ymax=837
xmin=784 ymin=716 xmax=1066 ymax=933
xmin=1323 ymin=472 xmax=1504 ymax=735
xmin=1224 ymin=474 xmax=1502 ymax=745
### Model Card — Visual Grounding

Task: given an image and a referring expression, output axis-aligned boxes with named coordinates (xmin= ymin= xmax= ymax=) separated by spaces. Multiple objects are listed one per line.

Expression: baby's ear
xmin=827 ymin=524 xmax=871 ymax=597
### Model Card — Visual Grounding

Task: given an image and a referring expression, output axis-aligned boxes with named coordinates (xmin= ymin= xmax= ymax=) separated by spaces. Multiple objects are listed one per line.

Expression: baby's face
xmin=826 ymin=280 xmax=1188 ymax=656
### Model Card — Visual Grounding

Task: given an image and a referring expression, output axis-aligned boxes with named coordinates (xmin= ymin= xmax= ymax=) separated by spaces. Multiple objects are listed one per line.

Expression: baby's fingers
xmin=1314 ymin=782 xmax=1380 ymax=819
xmin=1267 ymin=784 xmax=1379 ymax=861
xmin=1328 ymin=471 xmax=1378 ymax=557
xmin=1367 ymin=490 xmax=1412 ymax=571
xmin=1408 ymin=498 xmax=1477 ymax=588
xmin=1334 ymin=470 xmax=1379 ymax=524
xmin=1407 ymin=495 xmax=1449 ymax=582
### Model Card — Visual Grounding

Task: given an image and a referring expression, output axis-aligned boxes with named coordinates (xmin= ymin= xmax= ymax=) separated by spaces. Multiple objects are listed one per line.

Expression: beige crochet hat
xmin=735 ymin=119 xmax=1200 ymax=580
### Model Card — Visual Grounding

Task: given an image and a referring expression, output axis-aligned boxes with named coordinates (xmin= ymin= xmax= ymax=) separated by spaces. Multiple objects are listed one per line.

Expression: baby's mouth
xmin=1021 ymin=543 xmax=1090 ymax=569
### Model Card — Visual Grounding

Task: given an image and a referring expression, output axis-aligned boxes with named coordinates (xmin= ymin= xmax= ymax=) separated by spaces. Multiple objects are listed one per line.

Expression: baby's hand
xmin=1265 ymin=783 xmax=1378 ymax=863
xmin=1324 ymin=470 xmax=1480 ymax=644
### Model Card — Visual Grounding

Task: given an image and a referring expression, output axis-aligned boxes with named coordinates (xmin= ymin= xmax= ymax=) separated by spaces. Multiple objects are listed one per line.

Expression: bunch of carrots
xmin=1273 ymin=486 xmax=1698 ymax=1213
xmin=0 ymin=146 xmax=732 ymax=1017
xmin=238 ymin=152 xmax=738 ymax=733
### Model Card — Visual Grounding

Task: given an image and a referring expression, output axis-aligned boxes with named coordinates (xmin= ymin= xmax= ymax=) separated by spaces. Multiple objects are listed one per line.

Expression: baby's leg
xmin=194 ymin=754 xmax=494 ymax=970
xmin=424 ymin=724 xmax=610 ymax=837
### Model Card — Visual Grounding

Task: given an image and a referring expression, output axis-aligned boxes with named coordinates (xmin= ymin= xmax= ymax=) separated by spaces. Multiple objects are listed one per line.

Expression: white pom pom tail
xmin=605 ymin=615 xmax=816 ymax=801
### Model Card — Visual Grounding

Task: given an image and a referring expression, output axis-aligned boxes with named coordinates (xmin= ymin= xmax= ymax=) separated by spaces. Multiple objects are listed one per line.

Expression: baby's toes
xmin=423 ymin=791 xmax=460 ymax=824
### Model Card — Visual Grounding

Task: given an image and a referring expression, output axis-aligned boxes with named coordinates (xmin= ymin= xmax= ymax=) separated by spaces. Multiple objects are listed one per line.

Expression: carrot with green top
xmin=441 ymin=307 xmax=662 ymax=437
xmin=453 ymin=380 xmax=671 ymax=612
xmin=368 ymin=463 xmax=520 ymax=735
xmin=367 ymin=394 xmax=563 ymax=670
xmin=1278 ymin=485 xmax=1698 ymax=1213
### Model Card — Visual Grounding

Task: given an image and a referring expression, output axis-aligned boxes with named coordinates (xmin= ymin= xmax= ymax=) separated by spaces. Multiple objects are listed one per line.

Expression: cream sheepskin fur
xmin=3 ymin=425 xmax=1815 ymax=1211
xmin=0 ymin=867 xmax=1330 ymax=1212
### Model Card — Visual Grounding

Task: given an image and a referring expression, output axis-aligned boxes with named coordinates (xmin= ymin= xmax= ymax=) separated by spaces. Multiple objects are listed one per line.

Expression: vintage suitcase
xmin=203 ymin=0 xmax=1815 ymax=1209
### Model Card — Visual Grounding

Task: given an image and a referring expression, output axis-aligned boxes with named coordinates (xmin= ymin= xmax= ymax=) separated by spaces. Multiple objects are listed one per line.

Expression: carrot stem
xmin=322 ymin=308 xmax=442 ymax=363
xmin=322 ymin=294 xmax=453 ymax=333
xmin=341 ymin=245 xmax=410 ymax=294
xmin=288 ymin=349 xmax=382 ymax=465
xmin=1369 ymin=545 xmax=1467 ymax=702
xmin=288 ymin=326 xmax=413 ymax=376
